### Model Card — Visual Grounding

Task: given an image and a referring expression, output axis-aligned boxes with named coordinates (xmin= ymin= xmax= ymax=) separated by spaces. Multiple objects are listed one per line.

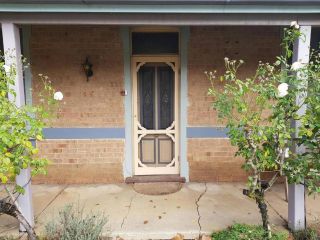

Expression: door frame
xmin=131 ymin=55 xmax=180 ymax=175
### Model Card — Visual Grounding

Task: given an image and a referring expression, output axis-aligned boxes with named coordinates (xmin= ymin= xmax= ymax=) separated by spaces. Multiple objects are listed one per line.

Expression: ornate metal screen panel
xmin=133 ymin=56 xmax=179 ymax=175
xmin=138 ymin=66 xmax=155 ymax=130
xmin=158 ymin=66 xmax=174 ymax=130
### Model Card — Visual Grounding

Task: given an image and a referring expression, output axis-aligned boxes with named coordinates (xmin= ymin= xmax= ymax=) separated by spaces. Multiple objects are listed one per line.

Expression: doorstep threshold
xmin=125 ymin=174 xmax=186 ymax=183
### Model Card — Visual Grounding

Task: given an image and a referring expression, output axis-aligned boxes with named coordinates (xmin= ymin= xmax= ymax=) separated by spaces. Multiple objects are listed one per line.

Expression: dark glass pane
xmin=311 ymin=27 xmax=320 ymax=51
xmin=0 ymin=31 xmax=3 ymax=52
xmin=139 ymin=66 xmax=155 ymax=129
xmin=158 ymin=66 xmax=174 ymax=129
xmin=132 ymin=32 xmax=179 ymax=55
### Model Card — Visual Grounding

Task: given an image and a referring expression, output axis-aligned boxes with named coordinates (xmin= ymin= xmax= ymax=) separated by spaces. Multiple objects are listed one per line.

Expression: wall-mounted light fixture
xmin=82 ymin=57 xmax=93 ymax=81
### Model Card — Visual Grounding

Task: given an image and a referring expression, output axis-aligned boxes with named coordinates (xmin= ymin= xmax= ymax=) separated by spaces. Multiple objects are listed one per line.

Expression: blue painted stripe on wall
xmin=187 ymin=127 xmax=228 ymax=138
xmin=43 ymin=128 xmax=125 ymax=139
xmin=43 ymin=127 xmax=227 ymax=139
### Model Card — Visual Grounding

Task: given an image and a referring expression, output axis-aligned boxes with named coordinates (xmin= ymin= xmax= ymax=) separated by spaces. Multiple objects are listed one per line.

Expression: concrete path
xmin=0 ymin=183 xmax=319 ymax=239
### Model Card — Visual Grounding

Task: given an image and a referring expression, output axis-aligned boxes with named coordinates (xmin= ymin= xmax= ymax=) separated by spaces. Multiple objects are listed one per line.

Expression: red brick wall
xmin=187 ymin=26 xmax=281 ymax=182
xmin=30 ymin=26 xmax=125 ymax=183
xmin=34 ymin=139 xmax=124 ymax=184
xmin=188 ymin=139 xmax=247 ymax=182
xmin=188 ymin=26 xmax=281 ymax=126
xmin=30 ymin=26 xmax=282 ymax=183
xmin=31 ymin=25 xmax=124 ymax=127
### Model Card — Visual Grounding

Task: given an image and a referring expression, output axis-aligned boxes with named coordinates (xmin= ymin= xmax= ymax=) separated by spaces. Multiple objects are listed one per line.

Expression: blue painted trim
xmin=30 ymin=139 xmax=36 ymax=147
xmin=43 ymin=128 xmax=125 ymax=139
xmin=0 ymin=4 xmax=320 ymax=13
xmin=121 ymin=26 xmax=133 ymax=178
xmin=180 ymin=27 xmax=189 ymax=182
xmin=187 ymin=127 xmax=229 ymax=138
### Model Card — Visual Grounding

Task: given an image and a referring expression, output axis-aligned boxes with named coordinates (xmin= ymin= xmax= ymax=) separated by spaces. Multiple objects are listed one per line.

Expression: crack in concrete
xmin=35 ymin=184 xmax=69 ymax=220
xmin=196 ymin=183 xmax=207 ymax=239
xmin=265 ymin=199 xmax=288 ymax=225
xmin=121 ymin=191 xmax=137 ymax=229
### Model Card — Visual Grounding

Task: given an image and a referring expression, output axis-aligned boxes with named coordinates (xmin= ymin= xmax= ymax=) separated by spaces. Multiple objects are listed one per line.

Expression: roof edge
xmin=0 ymin=0 xmax=320 ymax=5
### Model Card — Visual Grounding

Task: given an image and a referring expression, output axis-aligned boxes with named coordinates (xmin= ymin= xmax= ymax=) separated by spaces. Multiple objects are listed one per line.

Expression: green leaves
xmin=207 ymin=27 xmax=320 ymax=197
xmin=0 ymin=53 xmax=60 ymax=191
xmin=211 ymin=223 xmax=288 ymax=240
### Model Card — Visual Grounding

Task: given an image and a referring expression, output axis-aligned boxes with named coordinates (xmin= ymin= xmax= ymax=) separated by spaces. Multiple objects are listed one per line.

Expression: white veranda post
xmin=288 ymin=25 xmax=311 ymax=231
xmin=1 ymin=22 xmax=35 ymax=230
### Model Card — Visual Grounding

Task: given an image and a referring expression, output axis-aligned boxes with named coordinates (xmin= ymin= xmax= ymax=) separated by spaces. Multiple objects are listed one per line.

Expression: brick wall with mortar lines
xmin=187 ymin=27 xmax=281 ymax=182
xmin=188 ymin=139 xmax=247 ymax=182
xmin=31 ymin=25 xmax=124 ymax=127
xmin=30 ymin=26 xmax=125 ymax=183
xmin=34 ymin=139 xmax=124 ymax=184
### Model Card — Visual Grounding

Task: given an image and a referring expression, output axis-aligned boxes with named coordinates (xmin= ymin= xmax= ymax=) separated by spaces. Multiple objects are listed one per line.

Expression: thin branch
xmin=265 ymin=172 xmax=280 ymax=192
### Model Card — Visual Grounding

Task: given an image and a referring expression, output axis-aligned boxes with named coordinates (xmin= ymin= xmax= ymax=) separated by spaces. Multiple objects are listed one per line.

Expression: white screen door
xmin=132 ymin=56 xmax=179 ymax=175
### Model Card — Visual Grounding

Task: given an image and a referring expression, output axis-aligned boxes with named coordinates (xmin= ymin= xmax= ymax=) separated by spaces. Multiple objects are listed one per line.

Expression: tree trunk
xmin=0 ymin=199 xmax=36 ymax=240
xmin=256 ymin=192 xmax=272 ymax=239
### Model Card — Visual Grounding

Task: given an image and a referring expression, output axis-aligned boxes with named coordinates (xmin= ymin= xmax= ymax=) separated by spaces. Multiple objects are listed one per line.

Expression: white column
xmin=288 ymin=25 xmax=311 ymax=231
xmin=1 ymin=22 xmax=34 ymax=230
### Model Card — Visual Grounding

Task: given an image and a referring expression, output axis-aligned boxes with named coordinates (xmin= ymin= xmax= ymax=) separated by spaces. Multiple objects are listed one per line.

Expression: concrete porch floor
xmin=0 ymin=183 xmax=319 ymax=240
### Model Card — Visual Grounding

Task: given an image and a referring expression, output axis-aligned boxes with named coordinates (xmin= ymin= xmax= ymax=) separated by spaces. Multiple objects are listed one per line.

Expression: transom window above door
xmin=131 ymin=31 xmax=179 ymax=55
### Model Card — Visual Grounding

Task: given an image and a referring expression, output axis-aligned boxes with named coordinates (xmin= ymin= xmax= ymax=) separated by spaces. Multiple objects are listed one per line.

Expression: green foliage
xmin=211 ymin=224 xmax=288 ymax=240
xmin=0 ymin=237 xmax=20 ymax=240
xmin=207 ymin=27 xmax=320 ymax=197
xmin=44 ymin=204 xmax=108 ymax=240
xmin=207 ymin=25 xmax=320 ymax=237
xmin=288 ymin=51 xmax=320 ymax=193
xmin=0 ymin=54 xmax=60 ymax=192
xmin=292 ymin=227 xmax=319 ymax=240
xmin=0 ymin=235 xmax=45 ymax=240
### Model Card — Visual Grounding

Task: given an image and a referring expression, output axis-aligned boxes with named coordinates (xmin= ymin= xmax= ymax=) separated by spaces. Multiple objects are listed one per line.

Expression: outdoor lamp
xmin=83 ymin=57 xmax=93 ymax=81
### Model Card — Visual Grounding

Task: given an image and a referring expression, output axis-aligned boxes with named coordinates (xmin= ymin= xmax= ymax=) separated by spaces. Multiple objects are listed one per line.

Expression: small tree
xmin=207 ymin=23 xmax=320 ymax=238
xmin=0 ymin=54 xmax=62 ymax=239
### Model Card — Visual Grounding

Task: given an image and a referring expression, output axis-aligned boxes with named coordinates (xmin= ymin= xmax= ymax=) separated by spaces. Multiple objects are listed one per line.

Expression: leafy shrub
xmin=292 ymin=227 xmax=320 ymax=240
xmin=44 ymin=204 xmax=108 ymax=240
xmin=0 ymin=237 xmax=19 ymax=240
xmin=207 ymin=24 xmax=320 ymax=237
xmin=211 ymin=224 xmax=288 ymax=240
xmin=1 ymin=55 xmax=63 ymax=240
